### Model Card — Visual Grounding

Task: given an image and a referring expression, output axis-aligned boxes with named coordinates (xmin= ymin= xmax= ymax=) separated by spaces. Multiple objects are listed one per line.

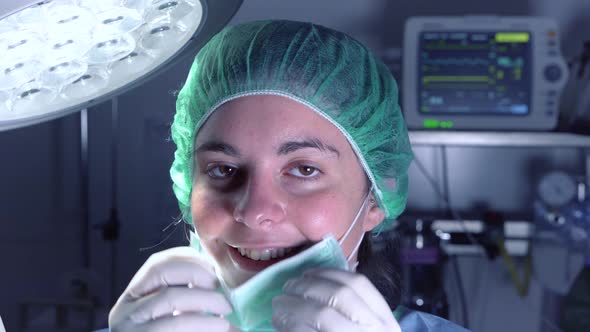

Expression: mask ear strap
xmin=338 ymin=191 xmax=371 ymax=245
xmin=339 ymin=186 xmax=373 ymax=246
xmin=346 ymin=232 xmax=365 ymax=264
xmin=340 ymin=186 xmax=374 ymax=264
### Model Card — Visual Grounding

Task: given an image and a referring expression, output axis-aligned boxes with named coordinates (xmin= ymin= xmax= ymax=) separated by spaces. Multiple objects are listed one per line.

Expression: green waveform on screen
xmin=422 ymin=76 xmax=492 ymax=84
xmin=497 ymin=56 xmax=524 ymax=68
xmin=423 ymin=44 xmax=490 ymax=51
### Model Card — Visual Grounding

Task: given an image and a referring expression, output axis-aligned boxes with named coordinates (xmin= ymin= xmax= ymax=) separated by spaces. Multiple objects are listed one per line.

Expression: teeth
xmin=260 ymin=250 xmax=271 ymax=261
xmin=237 ymin=246 xmax=297 ymax=261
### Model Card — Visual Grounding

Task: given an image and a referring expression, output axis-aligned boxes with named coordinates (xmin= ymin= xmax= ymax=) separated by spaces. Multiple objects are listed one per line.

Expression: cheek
xmin=190 ymin=184 xmax=233 ymax=240
xmin=292 ymin=191 xmax=352 ymax=240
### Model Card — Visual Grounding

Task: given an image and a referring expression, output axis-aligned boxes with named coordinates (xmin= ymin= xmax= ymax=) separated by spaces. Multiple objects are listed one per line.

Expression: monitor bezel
xmin=402 ymin=16 xmax=568 ymax=131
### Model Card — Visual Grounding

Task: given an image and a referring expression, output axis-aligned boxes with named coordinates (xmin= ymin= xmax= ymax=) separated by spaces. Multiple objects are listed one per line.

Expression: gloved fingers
xmin=273 ymin=323 xmax=316 ymax=332
xmin=272 ymin=294 xmax=364 ymax=332
xmin=303 ymin=268 xmax=393 ymax=321
xmin=127 ymin=313 xmax=232 ymax=332
xmin=273 ymin=324 xmax=315 ymax=332
xmin=125 ymin=247 xmax=218 ymax=301
xmin=129 ymin=286 xmax=232 ymax=323
xmin=282 ymin=275 xmax=380 ymax=326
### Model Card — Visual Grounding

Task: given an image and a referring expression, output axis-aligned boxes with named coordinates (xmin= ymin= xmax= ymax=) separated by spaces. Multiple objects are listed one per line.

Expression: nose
xmin=233 ymin=174 xmax=287 ymax=230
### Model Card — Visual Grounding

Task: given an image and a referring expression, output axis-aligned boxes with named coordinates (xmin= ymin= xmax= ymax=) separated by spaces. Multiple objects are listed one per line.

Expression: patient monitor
xmin=403 ymin=16 xmax=568 ymax=130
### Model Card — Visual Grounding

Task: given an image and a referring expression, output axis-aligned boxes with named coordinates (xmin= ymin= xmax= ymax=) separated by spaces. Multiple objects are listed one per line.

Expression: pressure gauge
xmin=537 ymin=171 xmax=578 ymax=208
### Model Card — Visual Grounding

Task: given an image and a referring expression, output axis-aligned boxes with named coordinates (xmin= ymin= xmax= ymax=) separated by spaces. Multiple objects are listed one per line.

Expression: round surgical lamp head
xmin=0 ymin=0 xmax=242 ymax=131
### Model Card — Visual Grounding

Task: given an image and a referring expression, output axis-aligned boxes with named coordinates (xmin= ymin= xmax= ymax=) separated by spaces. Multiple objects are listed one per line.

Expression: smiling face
xmin=190 ymin=95 xmax=385 ymax=287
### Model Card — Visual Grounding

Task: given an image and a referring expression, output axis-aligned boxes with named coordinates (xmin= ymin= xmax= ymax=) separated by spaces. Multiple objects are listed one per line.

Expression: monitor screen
xmin=418 ymin=31 xmax=532 ymax=116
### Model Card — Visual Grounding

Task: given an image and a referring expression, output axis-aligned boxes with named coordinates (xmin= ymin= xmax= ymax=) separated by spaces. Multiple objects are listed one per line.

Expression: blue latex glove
xmin=108 ymin=247 xmax=235 ymax=332
xmin=272 ymin=268 xmax=401 ymax=332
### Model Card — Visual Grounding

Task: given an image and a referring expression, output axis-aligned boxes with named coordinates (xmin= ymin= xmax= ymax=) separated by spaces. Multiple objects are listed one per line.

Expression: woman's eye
xmin=289 ymin=165 xmax=320 ymax=178
xmin=207 ymin=165 xmax=237 ymax=179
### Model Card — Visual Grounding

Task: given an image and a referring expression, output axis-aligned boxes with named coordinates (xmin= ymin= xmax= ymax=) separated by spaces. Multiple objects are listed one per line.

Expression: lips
xmin=226 ymin=243 xmax=307 ymax=271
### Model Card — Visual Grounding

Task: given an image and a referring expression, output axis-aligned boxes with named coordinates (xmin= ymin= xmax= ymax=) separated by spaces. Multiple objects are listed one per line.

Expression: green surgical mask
xmin=223 ymin=234 xmax=349 ymax=331
xmin=189 ymin=189 xmax=372 ymax=332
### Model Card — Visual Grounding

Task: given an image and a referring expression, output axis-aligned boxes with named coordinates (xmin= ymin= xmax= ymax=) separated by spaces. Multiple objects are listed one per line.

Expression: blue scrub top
xmin=94 ymin=307 xmax=470 ymax=332
xmin=394 ymin=306 xmax=471 ymax=332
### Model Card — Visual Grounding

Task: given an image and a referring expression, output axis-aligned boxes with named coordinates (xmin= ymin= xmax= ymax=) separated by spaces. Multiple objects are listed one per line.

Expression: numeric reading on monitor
xmin=418 ymin=31 xmax=532 ymax=116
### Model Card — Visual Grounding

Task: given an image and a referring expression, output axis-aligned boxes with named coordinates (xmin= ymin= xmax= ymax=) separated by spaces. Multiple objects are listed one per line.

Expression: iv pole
xmin=81 ymin=97 xmax=121 ymax=310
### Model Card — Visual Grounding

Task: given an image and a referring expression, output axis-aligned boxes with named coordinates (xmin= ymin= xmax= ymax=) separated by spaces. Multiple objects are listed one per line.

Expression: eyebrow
xmin=195 ymin=141 xmax=241 ymax=157
xmin=277 ymin=137 xmax=340 ymax=157
xmin=195 ymin=137 xmax=340 ymax=158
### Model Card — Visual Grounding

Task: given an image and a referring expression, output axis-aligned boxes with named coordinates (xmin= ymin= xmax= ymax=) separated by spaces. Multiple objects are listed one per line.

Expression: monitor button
xmin=544 ymin=64 xmax=563 ymax=82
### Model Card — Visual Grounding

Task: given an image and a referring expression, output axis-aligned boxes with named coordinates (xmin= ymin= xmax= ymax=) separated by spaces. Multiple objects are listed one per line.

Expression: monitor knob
xmin=544 ymin=64 xmax=563 ymax=82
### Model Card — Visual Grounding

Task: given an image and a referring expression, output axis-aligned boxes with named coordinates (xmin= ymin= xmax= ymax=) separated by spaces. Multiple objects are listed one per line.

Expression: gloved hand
xmin=108 ymin=247 xmax=235 ymax=332
xmin=272 ymin=268 xmax=401 ymax=332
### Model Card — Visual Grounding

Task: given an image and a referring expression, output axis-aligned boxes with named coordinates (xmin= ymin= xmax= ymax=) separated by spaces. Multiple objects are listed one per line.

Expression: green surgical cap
xmin=170 ymin=20 xmax=414 ymax=232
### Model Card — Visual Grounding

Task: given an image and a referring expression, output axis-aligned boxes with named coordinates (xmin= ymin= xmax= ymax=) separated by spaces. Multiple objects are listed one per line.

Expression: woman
xmin=107 ymin=20 xmax=469 ymax=332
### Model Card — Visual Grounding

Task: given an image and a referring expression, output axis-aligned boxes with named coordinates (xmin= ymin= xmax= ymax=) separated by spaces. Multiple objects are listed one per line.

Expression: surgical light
xmin=0 ymin=0 xmax=242 ymax=131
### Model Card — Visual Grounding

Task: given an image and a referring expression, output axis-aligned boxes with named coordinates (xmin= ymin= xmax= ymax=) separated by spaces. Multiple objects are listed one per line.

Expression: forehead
xmin=195 ymin=95 xmax=350 ymax=151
